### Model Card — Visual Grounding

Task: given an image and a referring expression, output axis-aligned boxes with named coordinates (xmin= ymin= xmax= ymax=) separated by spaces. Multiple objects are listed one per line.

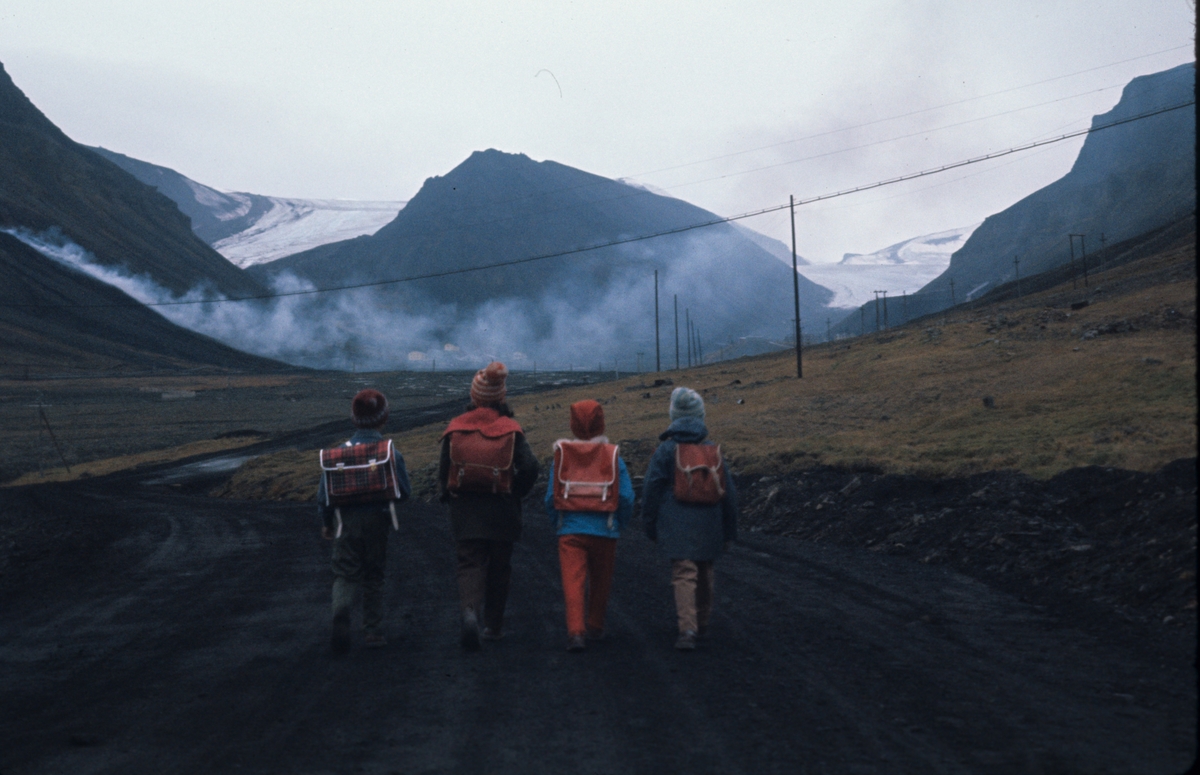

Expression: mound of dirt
xmin=737 ymin=458 xmax=1197 ymax=628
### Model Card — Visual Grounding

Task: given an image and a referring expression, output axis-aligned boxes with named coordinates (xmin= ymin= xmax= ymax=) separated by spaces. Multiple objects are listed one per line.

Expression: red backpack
xmin=447 ymin=431 xmax=516 ymax=494
xmin=320 ymin=439 xmax=404 ymax=506
xmin=673 ymin=443 xmax=726 ymax=505
xmin=552 ymin=440 xmax=620 ymax=513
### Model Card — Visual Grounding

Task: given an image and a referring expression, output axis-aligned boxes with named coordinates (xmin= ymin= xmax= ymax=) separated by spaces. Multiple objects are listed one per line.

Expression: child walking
xmin=439 ymin=362 xmax=539 ymax=650
xmin=642 ymin=387 xmax=738 ymax=650
xmin=317 ymin=389 xmax=411 ymax=654
xmin=543 ymin=400 xmax=635 ymax=652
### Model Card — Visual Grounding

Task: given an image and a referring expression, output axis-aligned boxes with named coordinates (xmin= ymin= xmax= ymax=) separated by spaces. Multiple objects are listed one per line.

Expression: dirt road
xmin=1 ymin=460 xmax=1195 ymax=774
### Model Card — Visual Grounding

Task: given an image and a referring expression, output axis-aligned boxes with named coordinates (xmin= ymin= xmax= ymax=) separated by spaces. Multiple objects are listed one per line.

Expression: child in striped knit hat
xmin=438 ymin=362 xmax=540 ymax=650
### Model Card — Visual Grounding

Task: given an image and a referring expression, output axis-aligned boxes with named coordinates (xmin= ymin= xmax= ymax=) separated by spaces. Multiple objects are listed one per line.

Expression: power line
xmin=624 ymin=45 xmax=1193 ymax=179
xmin=130 ymin=51 xmax=1189 ymax=254
xmin=5 ymin=99 xmax=1192 ymax=310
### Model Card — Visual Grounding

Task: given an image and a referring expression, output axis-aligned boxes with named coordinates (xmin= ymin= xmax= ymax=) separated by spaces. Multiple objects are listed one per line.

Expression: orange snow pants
xmin=557 ymin=534 xmax=617 ymax=637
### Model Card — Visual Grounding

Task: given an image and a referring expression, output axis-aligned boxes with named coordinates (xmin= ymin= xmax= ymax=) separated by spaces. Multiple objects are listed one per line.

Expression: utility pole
xmin=1067 ymin=234 xmax=1081 ymax=290
xmin=860 ymin=306 xmax=866 ymax=335
xmin=654 ymin=270 xmax=660 ymax=372
xmin=1099 ymin=232 xmax=1107 ymax=271
xmin=949 ymin=279 xmax=956 ymax=307
xmin=686 ymin=309 xmax=693 ymax=368
xmin=1014 ymin=256 xmax=1021 ymax=298
xmin=674 ymin=295 xmax=679 ymax=370
xmin=790 ymin=195 xmax=803 ymax=378
xmin=1079 ymin=233 xmax=1089 ymax=287
xmin=36 ymin=402 xmax=71 ymax=474
xmin=902 ymin=290 xmax=908 ymax=323
xmin=881 ymin=291 xmax=889 ymax=329
xmin=697 ymin=329 xmax=704 ymax=365
xmin=873 ymin=291 xmax=883 ymax=332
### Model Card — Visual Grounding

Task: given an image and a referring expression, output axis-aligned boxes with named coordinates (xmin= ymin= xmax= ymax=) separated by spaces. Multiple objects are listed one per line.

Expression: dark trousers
xmin=331 ymin=508 xmax=391 ymax=633
xmin=456 ymin=539 xmax=513 ymax=631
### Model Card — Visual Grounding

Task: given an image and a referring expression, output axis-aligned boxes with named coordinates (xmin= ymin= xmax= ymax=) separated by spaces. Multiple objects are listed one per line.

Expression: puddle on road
xmin=141 ymin=454 xmax=259 ymax=486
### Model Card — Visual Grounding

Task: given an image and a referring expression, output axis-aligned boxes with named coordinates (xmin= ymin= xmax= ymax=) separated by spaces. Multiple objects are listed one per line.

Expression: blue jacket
xmin=544 ymin=456 xmax=635 ymax=539
xmin=642 ymin=417 xmax=738 ymax=561
xmin=317 ymin=429 xmax=412 ymax=530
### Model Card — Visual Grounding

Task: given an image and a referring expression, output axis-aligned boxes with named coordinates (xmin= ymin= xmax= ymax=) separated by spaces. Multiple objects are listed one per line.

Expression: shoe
xmin=331 ymin=610 xmax=351 ymax=655
xmin=567 ymin=634 xmax=587 ymax=652
xmin=585 ymin=628 xmax=605 ymax=641
xmin=674 ymin=630 xmax=697 ymax=651
xmin=460 ymin=608 xmax=481 ymax=651
xmin=364 ymin=632 xmax=387 ymax=648
xmin=481 ymin=626 xmax=503 ymax=641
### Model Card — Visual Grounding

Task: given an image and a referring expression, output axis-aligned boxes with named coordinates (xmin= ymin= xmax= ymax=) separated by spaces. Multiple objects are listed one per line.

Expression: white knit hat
xmin=669 ymin=387 xmax=705 ymax=421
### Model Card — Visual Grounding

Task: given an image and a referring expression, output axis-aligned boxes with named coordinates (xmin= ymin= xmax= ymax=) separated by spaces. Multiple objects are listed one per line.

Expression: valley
xmin=0 ymin=194 xmax=1192 ymax=774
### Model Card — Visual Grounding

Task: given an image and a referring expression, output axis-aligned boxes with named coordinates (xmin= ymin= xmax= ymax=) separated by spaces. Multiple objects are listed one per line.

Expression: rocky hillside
xmin=89 ymin=147 xmax=403 ymax=267
xmin=0 ymin=62 xmax=262 ymax=299
xmin=920 ymin=63 xmax=1195 ymax=306
xmin=0 ymin=232 xmax=285 ymax=375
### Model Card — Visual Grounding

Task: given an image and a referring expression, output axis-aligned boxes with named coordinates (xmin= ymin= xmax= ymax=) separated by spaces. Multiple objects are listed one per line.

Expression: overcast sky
xmin=0 ymin=1 xmax=1193 ymax=263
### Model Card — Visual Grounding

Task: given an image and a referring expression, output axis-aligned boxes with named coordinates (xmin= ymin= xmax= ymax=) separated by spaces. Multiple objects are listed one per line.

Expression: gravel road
xmin=2 ymin=451 xmax=1195 ymax=775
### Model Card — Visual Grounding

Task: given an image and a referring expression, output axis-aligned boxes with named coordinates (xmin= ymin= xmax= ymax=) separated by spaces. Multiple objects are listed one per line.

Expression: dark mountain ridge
xmin=0 ymin=232 xmax=285 ymax=374
xmin=0 ymin=61 xmax=262 ymax=299
xmin=827 ymin=63 xmax=1196 ymax=337
xmin=89 ymin=146 xmax=277 ymax=245
xmin=253 ymin=150 xmax=831 ymax=364
xmin=919 ymin=63 xmax=1195 ymax=305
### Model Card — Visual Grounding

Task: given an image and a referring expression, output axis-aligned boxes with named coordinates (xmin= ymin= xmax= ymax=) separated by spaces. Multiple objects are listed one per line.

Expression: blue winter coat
xmin=544 ymin=456 xmax=635 ymax=538
xmin=317 ymin=429 xmax=412 ymax=530
xmin=642 ymin=417 xmax=738 ymax=561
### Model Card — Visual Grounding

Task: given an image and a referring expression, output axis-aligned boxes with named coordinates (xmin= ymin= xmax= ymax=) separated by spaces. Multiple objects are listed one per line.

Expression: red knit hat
xmin=351 ymin=389 xmax=389 ymax=428
xmin=569 ymin=400 xmax=605 ymax=440
xmin=470 ymin=362 xmax=508 ymax=407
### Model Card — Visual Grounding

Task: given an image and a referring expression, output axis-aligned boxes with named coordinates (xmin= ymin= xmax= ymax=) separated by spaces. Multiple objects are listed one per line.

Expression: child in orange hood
xmin=543 ymin=400 xmax=635 ymax=652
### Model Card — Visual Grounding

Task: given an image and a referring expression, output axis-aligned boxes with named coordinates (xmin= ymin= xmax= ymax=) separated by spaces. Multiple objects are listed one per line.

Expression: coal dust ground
xmin=1 ymin=437 xmax=1195 ymax=773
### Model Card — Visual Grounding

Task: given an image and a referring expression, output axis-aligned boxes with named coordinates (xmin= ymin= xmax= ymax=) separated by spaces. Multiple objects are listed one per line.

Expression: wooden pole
xmin=790 ymin=195 xmax=803 ymax=378
xmin=686 ymin=308 xmax=692 ymax=368
xmin=674 ymin=295 xmax=679 ymax=370
xmin=654 ymin=270 xmax=661 ymax=372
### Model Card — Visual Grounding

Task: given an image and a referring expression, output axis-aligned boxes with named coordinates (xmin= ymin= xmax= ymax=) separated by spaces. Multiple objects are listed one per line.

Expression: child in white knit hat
xmin=642 ymin=387 xmax=738 ymax=650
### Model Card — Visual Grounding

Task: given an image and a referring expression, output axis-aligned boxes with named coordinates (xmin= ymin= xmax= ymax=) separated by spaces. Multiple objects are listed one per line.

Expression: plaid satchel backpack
xmin=320 ymin=439 xmax=403 ymax=535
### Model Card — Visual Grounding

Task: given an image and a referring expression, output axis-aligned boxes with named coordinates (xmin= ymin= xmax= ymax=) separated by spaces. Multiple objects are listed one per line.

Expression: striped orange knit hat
xmin=470 ymin=361 xmax=508 ymax=407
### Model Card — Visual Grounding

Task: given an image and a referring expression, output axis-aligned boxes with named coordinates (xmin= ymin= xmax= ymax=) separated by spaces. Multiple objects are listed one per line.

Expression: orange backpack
xmin=673 ymin=443 xmax=726 ymax=505
xmin=447 ymin=430 xmax=516 ymax=494
xmin=552 ymin=440 xmax=620 ymax=513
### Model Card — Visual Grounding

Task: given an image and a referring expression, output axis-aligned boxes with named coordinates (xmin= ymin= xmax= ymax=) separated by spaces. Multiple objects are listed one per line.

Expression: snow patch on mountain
xmin=839 ymin=224 xmax=980 ymax=266
xmin=797 ymin=223 xmax=979 ymax=308
xmin=212 ymin=198 xmax=403 ymax=267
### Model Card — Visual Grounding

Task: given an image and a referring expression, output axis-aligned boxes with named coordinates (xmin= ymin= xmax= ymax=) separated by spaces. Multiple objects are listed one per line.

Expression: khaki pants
xmin=456 ymin=539 xmax=514 ymax=632
xmin=330 ymin=508 xmax=391 ymax=634
xmin=671 ymin=559 xmax=714 ymax=634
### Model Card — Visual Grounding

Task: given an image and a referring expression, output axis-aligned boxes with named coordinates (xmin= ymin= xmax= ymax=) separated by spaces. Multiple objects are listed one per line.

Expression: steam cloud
xmin=7 ymin=228 xmax=797 ymax=371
